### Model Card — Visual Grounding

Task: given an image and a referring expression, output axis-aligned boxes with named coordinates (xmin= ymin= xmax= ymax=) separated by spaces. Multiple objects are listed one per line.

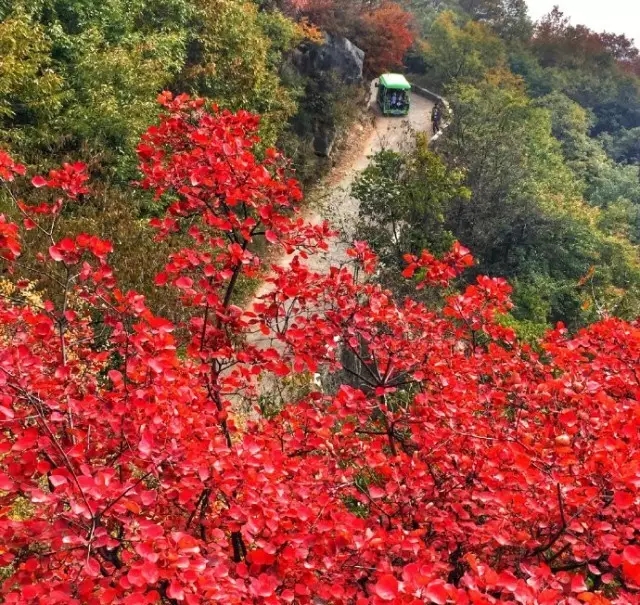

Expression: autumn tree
xmin=287 ymin=0 xmax=415 ymax=75
xmin=445 ymin=73 xmax=640 ymax=325
xmin=455 ymin=0 xmax=532 ymax=42
xmin=358 ymin=2 xmax=416 ymax=75
xmin=285 ymin=0 xmax=362 ymax=37
xmin=0 ymin=97 xmax=639 ymax=604
xmin=421 ymin=11 xmax=506 ymax=89
xmin=0 ymin=0 xmax=317 ymax=326
xmin=529 ymin=8 xmax=640 ymax=137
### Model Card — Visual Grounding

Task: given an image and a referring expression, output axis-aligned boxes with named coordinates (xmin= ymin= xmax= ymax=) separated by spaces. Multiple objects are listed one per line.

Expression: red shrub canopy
xmin=0 ymin=95 xmax=638 ymax=604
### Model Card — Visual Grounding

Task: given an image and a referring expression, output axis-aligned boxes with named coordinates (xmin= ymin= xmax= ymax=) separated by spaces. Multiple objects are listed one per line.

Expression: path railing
xmin=409 ymin=82 xmax=451 ymax=143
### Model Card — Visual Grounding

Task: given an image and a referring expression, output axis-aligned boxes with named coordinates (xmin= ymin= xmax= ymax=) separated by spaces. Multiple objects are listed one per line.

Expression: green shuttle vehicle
xmin=376 ymin=73 xmax=411 ymax=116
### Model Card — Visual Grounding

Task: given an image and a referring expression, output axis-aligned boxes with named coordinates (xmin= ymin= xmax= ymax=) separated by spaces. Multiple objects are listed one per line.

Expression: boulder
xmin=291 ymin=34 xmax=364 ymax=84
xmin=288 ymin=34 xmax=365 ymax=157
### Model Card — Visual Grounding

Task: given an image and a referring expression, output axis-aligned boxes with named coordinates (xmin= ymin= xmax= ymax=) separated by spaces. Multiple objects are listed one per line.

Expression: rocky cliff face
xmin=291 ymin=34 xmax=364 ymax=84
xmin=289 ymin=34 xmax=364 ymax=156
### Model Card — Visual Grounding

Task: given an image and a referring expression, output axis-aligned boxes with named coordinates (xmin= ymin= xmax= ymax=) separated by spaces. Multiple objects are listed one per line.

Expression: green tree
xmin=0 ymin=1 xmax=190 ymax=173
xmin=600 ymin=126 xmax=640 ymax=165
xmin=59 ymin=28 xmax=185 ymax=179
xmin=421 ymin=10 xmax=505 ymax=89
xmin=353 ymin=134 xmax=469 ymax=293
xmin=0 ymin=14 xmax=64 ymax=153
xmin=0 ymin=0 xmax=302 ymax=170
xmin=178 ymin=0 xmax=300 ymax=146
xmin=458 ymin=0 xmax=532 ymax=42
xmin=529 ymin=8 xmax=640 ymax=137
xmin=440 ymin=74 xmax=640 ymax=328
xmin=536 ymin=91 xmax=640 ymax=242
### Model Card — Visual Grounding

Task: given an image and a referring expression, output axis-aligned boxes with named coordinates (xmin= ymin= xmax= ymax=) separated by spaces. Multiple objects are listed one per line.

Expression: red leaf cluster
xmin=0 ymin=97 xmax=638 ymax=604
xmin=0 ymin=151 xmax=26 ymax=182
xmin=286 ymin=0 xmax=415 ymax=75
xmin=359 ymin=2 xmax=416 ymax=74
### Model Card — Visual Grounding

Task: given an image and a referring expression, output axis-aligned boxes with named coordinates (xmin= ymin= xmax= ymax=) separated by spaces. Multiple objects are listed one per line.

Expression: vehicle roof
xmin=379 ymin=73 xmax=411 ymax=90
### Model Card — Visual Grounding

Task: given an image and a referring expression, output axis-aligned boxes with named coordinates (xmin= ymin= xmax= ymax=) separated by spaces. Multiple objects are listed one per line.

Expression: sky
xmin=526 ymin=0 xmax=640 ymax=47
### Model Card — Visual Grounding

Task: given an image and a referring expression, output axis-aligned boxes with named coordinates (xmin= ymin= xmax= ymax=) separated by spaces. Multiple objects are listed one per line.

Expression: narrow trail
xmin=234 ymin=81 xmax=435 ymax=401
xmin=252 ymin=82 xmax=435 ymax=301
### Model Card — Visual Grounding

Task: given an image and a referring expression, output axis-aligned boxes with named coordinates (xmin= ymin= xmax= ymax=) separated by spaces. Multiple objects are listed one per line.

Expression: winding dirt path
xmin=253 ymin=83 xmax=435 ymax=298
xmin=233 ymin=82 xmax=435 ymax=402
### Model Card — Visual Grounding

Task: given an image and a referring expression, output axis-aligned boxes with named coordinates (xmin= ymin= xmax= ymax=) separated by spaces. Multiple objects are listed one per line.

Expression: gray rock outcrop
xmin=288 ymin=34 xmax=365 ymax=157
xmin=291 ymin=34 xmax=364 ymax=84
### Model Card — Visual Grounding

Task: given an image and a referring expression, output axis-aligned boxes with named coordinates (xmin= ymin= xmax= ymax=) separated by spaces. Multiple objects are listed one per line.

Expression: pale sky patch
xmin=526 ymin=0 xmax=640 ymax=48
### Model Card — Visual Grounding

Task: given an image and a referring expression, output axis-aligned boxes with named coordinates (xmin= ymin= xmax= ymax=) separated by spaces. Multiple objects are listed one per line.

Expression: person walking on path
xmin=431 ymin=103 xmax=441 ymax=133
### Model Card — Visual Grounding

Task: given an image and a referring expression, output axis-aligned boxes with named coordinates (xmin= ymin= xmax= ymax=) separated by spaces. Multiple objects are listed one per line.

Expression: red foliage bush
xmin=287 ymin=0 xmax=415 ymax=75
xmin=534 ymin=7 xmax=640 ymax=73
xmin=0 ymin=95 xmax=639 ymax=603
xmin=359 ymin=2 xmax=415 ymax=75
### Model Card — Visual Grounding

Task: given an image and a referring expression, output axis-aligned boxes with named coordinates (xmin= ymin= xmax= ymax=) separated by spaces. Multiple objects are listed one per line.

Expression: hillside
xmin=0 ymin=1 xmax=640 ymax=604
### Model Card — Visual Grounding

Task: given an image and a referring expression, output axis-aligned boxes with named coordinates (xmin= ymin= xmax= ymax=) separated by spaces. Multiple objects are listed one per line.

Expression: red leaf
xmin=251 ymin=574 xmax=279 ymax=598
xmin=49 ymin=474 xmax=68 ymax=488
xmin=374 ymin=574 xmax=398 ymax=601
xmin=0 ymin=472 xmax=15 ymax=491
xmin=614 ymin=491 xmax=634 ymax=509
xmin=49 ymin=245 xmax=64 ymax=261
xmin=148 ymin=358 xmax=164 ymax=374
xmin=58 ymin=237 xmax=76 ymax=252
xmin=402 ymin=264 xmax=416 ymax=278
xmin=369 ymin=485 xmax=385 ymax=499
xmin=424 ymin=580 xmax=449 ymax=604
xmin=571 ymin=574 xmax=588 ymax=593
xmin=623 ymin=545 xmax=640 ymax=566
xmin=175 ymin=276 xmax=193 ymax=289
xmin=166 ymin=580 xmax=185 ymax=600
xmin=248 ymin=548 xmax=275 ymax=566
xmin=84 ymin=557 xmax=101 ymax=578
xmin=155 ymin=272 xmax=168 ymax=286
xmin=265 ymin=230 xmax=279 ymax=244
xmin=140 ymin=561 xmax=159 ymax=584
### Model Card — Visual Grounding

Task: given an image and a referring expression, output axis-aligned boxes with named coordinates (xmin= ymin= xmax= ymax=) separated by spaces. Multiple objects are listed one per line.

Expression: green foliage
xmin=0 ymin=0 xmax=302 ymax=170
xmin=353 ymin=134 xmax=467 ymax=294
xmin=403 ymin=0 xmax=531 ymax=42
xmin=178 ymin=0 xmax=299 ymax=147
xmin=535 ymin=91 xmax=640 ymax=243
xmin=600 ymin=126 xmax=640 ymax=165
xmin=507 ymin=47 xmax=556 ymax=97
xmin=523 ymin=8 xmax=640 ymax=138
xmin=598 ymin=199 xmax=639 ymax=243
xmin=439 ymin=75 xmax=640 ymax=329
xmin=401 ymin=0 xmax=640 ymax=331
xmin=420 ymin=11 xmax=506 ymax=89
xmin=61 ymin=28 xmax=185 ymax=179
xmin=257 ymin=7 xmax=304 ymax=68
xmin=0 ymin=1 xmax=191 ymax=171
xmin=352 ymin=136 xmax=471 ymax=302
xmin=0 ymin=14 xmax=64 ymax=149
xmin=534 ymin=91 xmax=591 ymax=152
